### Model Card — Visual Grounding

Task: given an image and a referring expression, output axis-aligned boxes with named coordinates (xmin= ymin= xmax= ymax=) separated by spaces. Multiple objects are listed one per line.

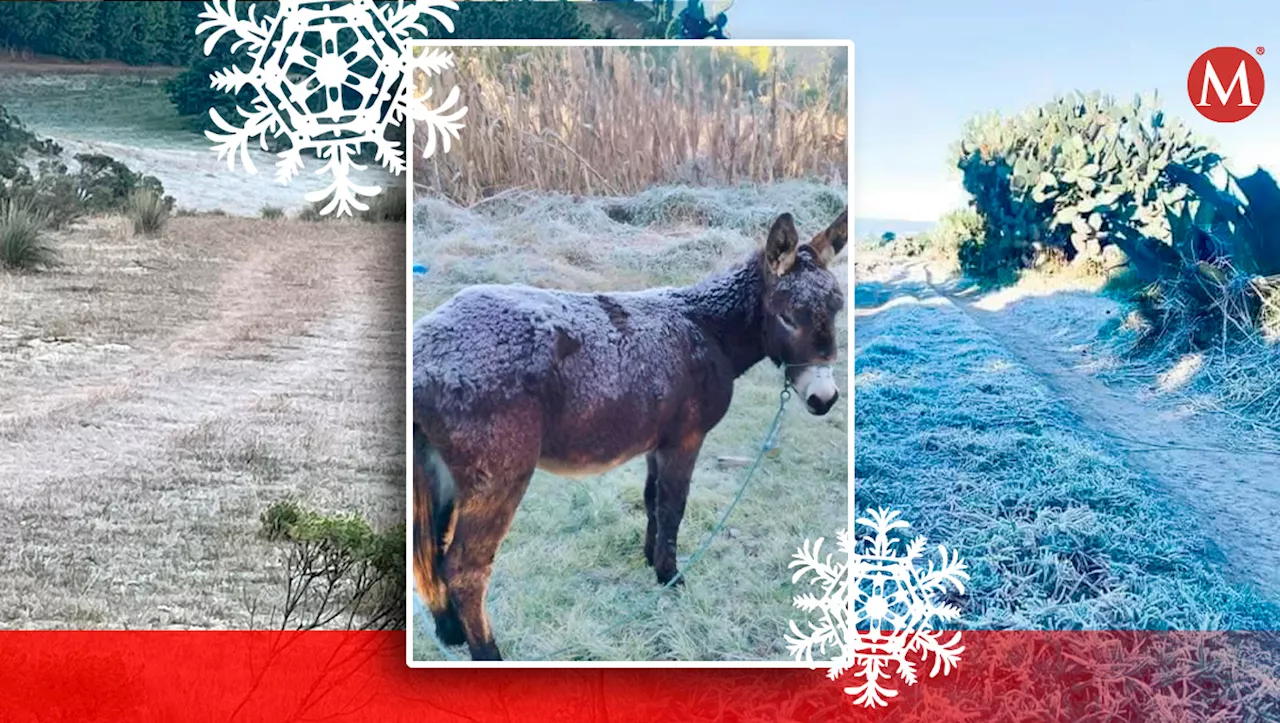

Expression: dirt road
xmin=854 ymin=257 xmax=1280 ymax=628
xmin=0 ymin=215 xmax=403 ymax=627
xmin=855 ymin=255 xmax=1280 ymax=611
xmin=931 ymin=267 xmax=1280 ymax=603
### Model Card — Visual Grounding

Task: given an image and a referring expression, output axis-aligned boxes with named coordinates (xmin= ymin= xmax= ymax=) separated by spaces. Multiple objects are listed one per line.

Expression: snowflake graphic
xmin=198 ymin=0 xmax=466 ymax=215
xmin=786 ymin=508 xmax=969 ymax=708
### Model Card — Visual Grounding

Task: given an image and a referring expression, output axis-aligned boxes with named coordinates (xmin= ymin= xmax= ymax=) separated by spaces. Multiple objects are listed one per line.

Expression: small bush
xmin=893 ymin=233 xmax=929 ymax=258
xmin=75 ymin=153 xmax=166 ymax=211
xmin=361 ymin=187 xmax=407 ymax=223
xmin=6 ymin=161 xmax=86 ymax=230
xmin=297 ymin=206 xmax=324 ymax=222
xmin=125 ymin=189 xmax=170 ymax=236
xmin=260 ymin=206 xmax=285 ymax=221
xmin=931 ymin=207 xmax=984 ymax=260
xmin=0 ymin=199 xmax=57 ymax=270
xmin=258 ymin=499 xmax=404 ymax=631
xmin=2 ymin=104 xmax=171 ymax=229
xmin=260 ymin=499 xmax=304 ymax=542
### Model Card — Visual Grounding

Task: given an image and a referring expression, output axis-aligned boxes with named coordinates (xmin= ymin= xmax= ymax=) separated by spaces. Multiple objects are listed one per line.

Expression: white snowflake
xmin=198 ymin=0 xmax=467 ymax=216
xmin=786 ymin=508 xmax=969 ymax=708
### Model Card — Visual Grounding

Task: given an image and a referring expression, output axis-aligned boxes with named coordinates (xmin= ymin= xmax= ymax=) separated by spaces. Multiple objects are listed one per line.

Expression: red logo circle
xmin=1188 ymin=47 xmax=1265 ymax=122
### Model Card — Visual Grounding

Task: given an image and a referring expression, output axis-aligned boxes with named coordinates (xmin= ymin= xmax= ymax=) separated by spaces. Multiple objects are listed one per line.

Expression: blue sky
xmin=729 ymin=0 xmax=1280 ymax=221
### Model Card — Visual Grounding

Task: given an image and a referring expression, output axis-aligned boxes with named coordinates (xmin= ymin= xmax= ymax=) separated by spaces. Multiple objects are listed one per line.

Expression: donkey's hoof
xmin=469 ymin=641 xmax=503 ymax=661
xmin=643 ymin=543 xmax=655 ymax=567
xmin=433 ymin=601 xmax=467 ymax=646
xmin=656 ymin=569 xmax=685 ymax=588
xmin=434 ymin=615 xmax=467 ymax=647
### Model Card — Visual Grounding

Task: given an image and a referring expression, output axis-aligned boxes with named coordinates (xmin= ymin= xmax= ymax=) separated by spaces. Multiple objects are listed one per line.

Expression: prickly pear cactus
xmin=955 ymin=92 xmax=1219 ymax=280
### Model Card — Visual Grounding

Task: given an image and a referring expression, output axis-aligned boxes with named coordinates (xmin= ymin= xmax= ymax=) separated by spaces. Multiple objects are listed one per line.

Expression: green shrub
xmin=125 ymin=189 xmax=170 ymax=236
xmin=259 ymin=499 xmax=404 ymax=630
xmin=893 ymin=233 xmax=929 ymax=258
xmin=75 ymin=153 xmax=168 ymax=212
xmin=932 ymin=207 xmax=984 ymax=259
xmin=260 ymin=206 xmax=285 ymax=221
xmin=1 ymin=166 xmax=85 ymax=231
xmin=1 ymin=104 xmax=171 ymax=227
xmin=0 ymin=198 xmax=56 ymax=270
xmin=260 ymin=499 xmax=304 ymax=542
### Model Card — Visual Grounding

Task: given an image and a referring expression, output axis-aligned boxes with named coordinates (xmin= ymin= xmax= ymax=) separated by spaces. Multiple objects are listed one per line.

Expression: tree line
xmin=0 ymin=0 xmax=657 ymax=68
xmin=0 ymin=0 xmax=728 ymax=69
xmin=0 ymin=2 xmax=203 ymax=66
xmin=0 ymin=0 xmax=727 ymax=135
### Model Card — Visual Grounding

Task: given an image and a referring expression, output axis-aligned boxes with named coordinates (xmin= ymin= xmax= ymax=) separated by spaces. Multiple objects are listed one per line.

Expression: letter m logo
xmin=1188 ymin=47 xmax=1265 ymax=122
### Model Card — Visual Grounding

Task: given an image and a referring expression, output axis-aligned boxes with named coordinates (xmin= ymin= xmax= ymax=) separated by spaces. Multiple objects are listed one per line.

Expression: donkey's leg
xmin=443 ymin=467 xmax=534 ymax=661
xmin=433 ymin=402 xmax=541 ymax=661
xmin=652 ymin=435 xmax=704 ymax=586
xmin=642 ymin=452 xmax=659 ymax=567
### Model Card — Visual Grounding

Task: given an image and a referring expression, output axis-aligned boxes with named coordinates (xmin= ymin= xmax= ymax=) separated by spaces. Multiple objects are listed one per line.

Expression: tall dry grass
xmin=415 ymin=46 xmax=848 ymax=205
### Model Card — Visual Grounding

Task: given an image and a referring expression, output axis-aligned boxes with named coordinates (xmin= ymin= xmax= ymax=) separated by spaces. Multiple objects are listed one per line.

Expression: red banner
xmin=1 ymin=631 xmax=1276 ymax=721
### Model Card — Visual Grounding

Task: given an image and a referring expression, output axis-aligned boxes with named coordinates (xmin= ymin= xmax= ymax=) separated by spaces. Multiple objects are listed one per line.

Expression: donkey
xmin=413 ymin=209 xmax=848 ymax=660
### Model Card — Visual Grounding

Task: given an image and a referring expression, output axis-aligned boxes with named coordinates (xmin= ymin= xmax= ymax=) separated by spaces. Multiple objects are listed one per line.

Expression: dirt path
xmin=915 ymin=265 xmax=1280 ymax=602
xmin=0 ymin=55 xmax=183 ymax=77
xmin=0 ymin=216 xmax=403 ymax=628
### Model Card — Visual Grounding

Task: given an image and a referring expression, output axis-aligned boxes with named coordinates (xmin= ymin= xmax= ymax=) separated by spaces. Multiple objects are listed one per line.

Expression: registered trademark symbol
xmin=1259 ymin=46 xmax=1266 ymax=55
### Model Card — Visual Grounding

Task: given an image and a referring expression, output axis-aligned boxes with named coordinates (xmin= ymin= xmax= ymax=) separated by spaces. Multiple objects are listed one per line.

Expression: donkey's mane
xmin=669 ymin=250 xmax=769 ymax=377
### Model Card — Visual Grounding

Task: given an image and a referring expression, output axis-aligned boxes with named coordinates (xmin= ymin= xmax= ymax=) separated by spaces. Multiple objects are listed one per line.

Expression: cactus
xmin=954 ymin=92 xmax=1219 ymax=280
xmin=1126 ymin=164 xmax=1280 ymax=344
xmin=1165 ymin=165 xmax=1280 ymax=277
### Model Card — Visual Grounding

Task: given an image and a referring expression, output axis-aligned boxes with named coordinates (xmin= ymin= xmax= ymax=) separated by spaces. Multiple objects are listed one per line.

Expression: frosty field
xmin=0 ymin=214 xmax=404 ymax=627
xmin=0 ymin=63 xmax=393 ymax=217
xmin=855 ymin=253 xmax=1280 ymax=630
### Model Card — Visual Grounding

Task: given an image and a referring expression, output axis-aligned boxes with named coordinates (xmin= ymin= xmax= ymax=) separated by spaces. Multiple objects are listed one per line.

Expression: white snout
xmin=794 ymin=364 xmax=839 ymax=415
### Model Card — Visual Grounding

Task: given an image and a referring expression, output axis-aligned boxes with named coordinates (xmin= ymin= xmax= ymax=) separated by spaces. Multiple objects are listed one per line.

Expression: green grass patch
xmin=0 ymin=198 xmax=56 ymax=270
xmin=125 ymin=189 xmax=170 ymax=236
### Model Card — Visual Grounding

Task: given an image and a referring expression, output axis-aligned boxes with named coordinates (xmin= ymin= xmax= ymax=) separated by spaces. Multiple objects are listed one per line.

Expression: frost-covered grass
xmin=854 ymin=270 xmax=1280 ymax=630
xmin=0 ymin=69 xmax=394 ymax=215
xmin=414 ymin=180 xmax=849 ymax=312
xmin=411 ymin=181 xmax=850 ymax=661
xmin=0 ymin=72 xmax=197 ymax=149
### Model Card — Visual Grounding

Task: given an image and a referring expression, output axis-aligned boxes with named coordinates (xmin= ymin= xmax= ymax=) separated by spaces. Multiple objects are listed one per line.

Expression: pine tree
xmin=46 ymin=2 xmax=103 ymax=61
xmin=450 ymin=0 xmax=594 ymax=39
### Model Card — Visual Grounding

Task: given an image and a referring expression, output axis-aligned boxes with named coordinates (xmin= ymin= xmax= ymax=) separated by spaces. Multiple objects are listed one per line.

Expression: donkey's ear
xmin=764 ymin=213 xmax=799 ymax=276
xmin=807 ymin=209 xmax=848 ymax=267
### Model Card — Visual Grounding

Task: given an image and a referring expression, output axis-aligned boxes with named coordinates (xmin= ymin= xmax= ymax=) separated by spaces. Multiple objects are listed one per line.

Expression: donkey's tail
xmin=412 ymin=424 xmax=455 ymax=616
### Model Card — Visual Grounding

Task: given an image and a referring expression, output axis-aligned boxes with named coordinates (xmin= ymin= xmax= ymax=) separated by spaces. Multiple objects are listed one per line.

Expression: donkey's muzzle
xmin=794 ymin=364 xmax=839 ymax=416
xmin=806 ymin=388 xmax=839 ymax=415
